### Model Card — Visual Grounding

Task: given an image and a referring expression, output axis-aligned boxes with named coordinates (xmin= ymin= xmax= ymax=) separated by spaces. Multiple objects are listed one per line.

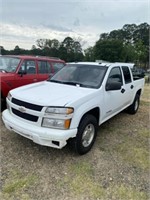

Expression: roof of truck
xmin=68 ymin=61 xmax=135 ymax=68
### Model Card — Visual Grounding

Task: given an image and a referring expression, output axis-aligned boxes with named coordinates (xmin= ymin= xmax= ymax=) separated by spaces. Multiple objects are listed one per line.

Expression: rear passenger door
xmin=121 ymin=66 xmax=133 ymax=105
xmin=37 ymin=60 xmax=52 ymax=81
xmin=15 ymin=59 xmax=37 ymax=87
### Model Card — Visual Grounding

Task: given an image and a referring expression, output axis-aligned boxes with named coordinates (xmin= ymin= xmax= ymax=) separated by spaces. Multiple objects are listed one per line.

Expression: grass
xmin=138 ymin=128 xmax=149 ymax=138
xmin=57 ymin=160 xmax=149 ymax=200
xmin=106 ymin=126 xmax=149 ymax=171
xmin=69 ymin=162 xmax=105 ymax=198
xmin=110 ymin=184 xmax=148 ymax=200
xmin=141 ymin=85 xmax=150 ymax=100
xmin=57 ymin=161 xmax=106 ymax=199
xmin=113 ymin=141 xmax=149 ymax=170
xmin=1 ymin=169 xmax=38 ymax=200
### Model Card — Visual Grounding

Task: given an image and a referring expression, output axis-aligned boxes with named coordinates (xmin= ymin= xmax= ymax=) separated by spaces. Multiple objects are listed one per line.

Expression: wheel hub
xmin=82 ymin=124 xmax=95 ymax=147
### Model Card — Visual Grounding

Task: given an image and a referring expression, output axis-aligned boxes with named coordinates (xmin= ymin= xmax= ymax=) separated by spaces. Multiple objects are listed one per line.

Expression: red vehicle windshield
xmin=0 ymin=56 xmax=21 ymax=72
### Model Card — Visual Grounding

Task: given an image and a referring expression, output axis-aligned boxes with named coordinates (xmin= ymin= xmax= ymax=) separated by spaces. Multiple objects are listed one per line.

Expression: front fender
xmin=69 ymin=97 xmax=102 ymax=129
xmin=1 ymin=81 xmax=12 ymax=98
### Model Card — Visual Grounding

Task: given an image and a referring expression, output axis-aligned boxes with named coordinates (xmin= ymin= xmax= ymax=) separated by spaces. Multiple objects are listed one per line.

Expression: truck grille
xmin=12 ymin=108 xmax=38 ymax=122
xmin=12 ymin=98 xmax=43 ymax=111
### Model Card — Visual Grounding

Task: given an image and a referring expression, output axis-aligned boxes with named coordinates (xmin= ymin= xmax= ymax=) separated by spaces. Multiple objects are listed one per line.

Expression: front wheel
xmin=126 ymin=94 xmax=140 ymax=114
xmin=69 ymin=114 xmax=98 ymax=155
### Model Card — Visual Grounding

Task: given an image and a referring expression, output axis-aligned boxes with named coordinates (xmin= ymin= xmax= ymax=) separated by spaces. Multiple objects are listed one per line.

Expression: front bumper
xmin=2 ymin=109 xmax=77 ymax=149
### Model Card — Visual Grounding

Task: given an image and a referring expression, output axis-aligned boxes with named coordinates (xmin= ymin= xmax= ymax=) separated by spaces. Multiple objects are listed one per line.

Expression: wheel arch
xmin=136 ymin=89 xmax=142 ymax=97
xmin=78 ymin=107 xmax=100 ymax=127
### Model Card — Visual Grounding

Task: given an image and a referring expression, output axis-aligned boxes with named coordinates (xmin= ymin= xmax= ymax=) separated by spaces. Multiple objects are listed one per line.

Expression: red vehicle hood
xmin=0 ymin=72 xmax=15 ymax=80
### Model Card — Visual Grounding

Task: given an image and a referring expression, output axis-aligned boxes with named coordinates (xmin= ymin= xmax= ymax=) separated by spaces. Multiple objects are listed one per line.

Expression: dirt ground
xmin=0 ymin=85 xmax=149 ymax=200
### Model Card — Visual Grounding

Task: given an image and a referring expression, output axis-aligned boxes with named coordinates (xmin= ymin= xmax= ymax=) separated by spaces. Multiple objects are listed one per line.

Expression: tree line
xmin=0 ymin=22 xmax=149 ymax=68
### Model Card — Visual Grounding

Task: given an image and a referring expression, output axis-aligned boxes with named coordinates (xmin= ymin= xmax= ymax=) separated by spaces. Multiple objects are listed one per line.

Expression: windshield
xmin=48 ymin=64 xmax=107 ymax=88
xmin=0 ymin=56 xmax=21 ymax=72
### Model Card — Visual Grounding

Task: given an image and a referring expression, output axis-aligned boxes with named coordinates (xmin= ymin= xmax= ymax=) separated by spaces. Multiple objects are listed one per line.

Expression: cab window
xmin=122 ymin=66 xmax=132 ymax=84
xmin=107 ymin=67 xmax=123 ymax=84
xmin=19 ymin=60 xmax=36 ymax=74
xmin=38 ymin=61 xmax=51 ymax=74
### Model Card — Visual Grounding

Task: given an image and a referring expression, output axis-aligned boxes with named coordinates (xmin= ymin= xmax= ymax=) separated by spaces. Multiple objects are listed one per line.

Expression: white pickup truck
xmin=2 ymin=62 xmax=145 ymax=155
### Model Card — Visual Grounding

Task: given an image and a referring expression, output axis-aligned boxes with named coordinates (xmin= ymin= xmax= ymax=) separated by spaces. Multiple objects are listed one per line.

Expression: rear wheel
xmin=69 ymin=114 xmax=98 ymax=155
xmin=127 ymin=94 xmax=140 ymax=114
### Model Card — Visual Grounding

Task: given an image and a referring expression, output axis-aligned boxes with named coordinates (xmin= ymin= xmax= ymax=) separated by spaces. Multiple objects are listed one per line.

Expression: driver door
xmin=14 ymin=60 xmax=38 ymax=88
xmin=102 ymin=67 xmax=126 ymax=121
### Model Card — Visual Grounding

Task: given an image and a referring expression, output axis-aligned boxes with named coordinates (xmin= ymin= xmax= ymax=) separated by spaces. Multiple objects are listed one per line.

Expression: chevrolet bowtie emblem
xmin=18 ymin=106 xmax=26 ymax=113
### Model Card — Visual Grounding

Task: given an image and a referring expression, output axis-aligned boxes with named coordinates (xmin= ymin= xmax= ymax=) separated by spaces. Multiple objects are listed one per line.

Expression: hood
xmin=0 ymin=72 xmax=15 ymax=80
xmin=10 ymin=81 xmax=96 ymax=106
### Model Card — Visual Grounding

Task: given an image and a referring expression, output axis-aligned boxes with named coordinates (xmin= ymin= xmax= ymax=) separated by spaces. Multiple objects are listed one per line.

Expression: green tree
xmin=94 ymin=39 xmax=124 ymax=62
xmin=0 ymin=46 xmax=7 ymax=55
xmin=14 ymin=45 xmax=21 ymax=55
xmin=84 ymin=47 xmax=95 ymax=61
xmin=122 ymin=24 xmax=137 ymax=44
xmin=134 ymin=40 xmax=148 ymax=66
xmin=61 ymin=37 xmax=83 ymax=62
xmin=36 ymin=39 xmax=47 ymax=49
xmin=122 ymin=44 xmax=136 ymax=62
xmin=59 ymin=44 xmax=67 ymax=61
xmin=51 ymin=39 xmax=60 ymax=49
xmin=93 ymin=22 xmax=149 ymax=67
xmin=62 ymin=37 xmax=74 ymax=53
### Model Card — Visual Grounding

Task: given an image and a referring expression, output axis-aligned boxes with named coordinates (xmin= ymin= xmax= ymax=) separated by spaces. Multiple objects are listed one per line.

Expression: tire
xmin=69 ymin=114 xmax=98 ymax=155
xmin=127 ymin=94 xmax=140 ymax=114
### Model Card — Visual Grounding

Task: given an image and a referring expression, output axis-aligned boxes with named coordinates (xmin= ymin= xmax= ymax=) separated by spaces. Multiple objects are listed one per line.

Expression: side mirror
xmin=18 ymin=70 xmax=26 ymax=77
xmin=106 ymin=81 xmax=122 ymax=91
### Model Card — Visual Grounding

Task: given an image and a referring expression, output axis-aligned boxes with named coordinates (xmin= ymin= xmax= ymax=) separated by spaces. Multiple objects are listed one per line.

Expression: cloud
xmin=1 ymin=0 xmax=149 ymax=50
xmin=0 ymin=22 xmax=98 ymax=50
xmin=73 ymin=18 xmax=80 ymax=27
xmin=39 ymin=23 xmax=73 ymax=32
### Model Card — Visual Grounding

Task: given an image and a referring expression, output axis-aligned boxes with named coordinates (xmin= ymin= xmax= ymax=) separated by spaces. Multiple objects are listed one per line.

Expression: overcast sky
xmin=0 ymin=0 xmax=149 ymax=50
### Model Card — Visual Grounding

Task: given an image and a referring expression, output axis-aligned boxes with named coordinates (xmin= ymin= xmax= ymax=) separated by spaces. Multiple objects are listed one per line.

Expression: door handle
xmin=121 ymin=88 xmax=125 ymax=93
xmin=33 ymin=79 xmax=37 ymax=82
xmin=130 ymin=85 xmax=134 ymax=89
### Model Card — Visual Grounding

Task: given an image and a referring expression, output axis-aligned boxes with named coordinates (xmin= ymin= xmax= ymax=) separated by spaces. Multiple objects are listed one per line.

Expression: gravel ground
xmin=0 ymin=85 xmax=150 ymax=200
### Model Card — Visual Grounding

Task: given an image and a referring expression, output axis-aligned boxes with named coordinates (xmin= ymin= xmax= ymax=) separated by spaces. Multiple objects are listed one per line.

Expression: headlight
xmin=42 ymin=118 xmax=71 ymax=129
xmin=45 ymin=107 xmax=74 ymax=114
xmin=43 ymin=107 xmax=74 ymax=129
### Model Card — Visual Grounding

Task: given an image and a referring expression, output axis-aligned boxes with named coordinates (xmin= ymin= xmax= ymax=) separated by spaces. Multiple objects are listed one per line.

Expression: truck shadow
xmin=1 ymin=103 xmax=6 ymax=112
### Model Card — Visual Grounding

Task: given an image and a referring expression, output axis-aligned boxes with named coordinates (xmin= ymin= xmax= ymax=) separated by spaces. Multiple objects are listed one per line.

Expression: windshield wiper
xmin=48 ymin=80 xmax=64 ymax=84
xmin=62 ymin=81 xmax=82 ymax=86
xmin=49 ymin=80 xmax=95 ymax=88
xmin=63 ymin=81 xmax=97 ymax=88
xmin=61 ymin=81 xmax=90 ymax=87
xmin=49 ymin=80 xmax=82 ymax=86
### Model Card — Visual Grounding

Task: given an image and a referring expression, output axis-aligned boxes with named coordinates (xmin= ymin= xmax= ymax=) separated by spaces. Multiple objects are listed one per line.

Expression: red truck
xmin=0 ymin=55 xmax=65 ymax=107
